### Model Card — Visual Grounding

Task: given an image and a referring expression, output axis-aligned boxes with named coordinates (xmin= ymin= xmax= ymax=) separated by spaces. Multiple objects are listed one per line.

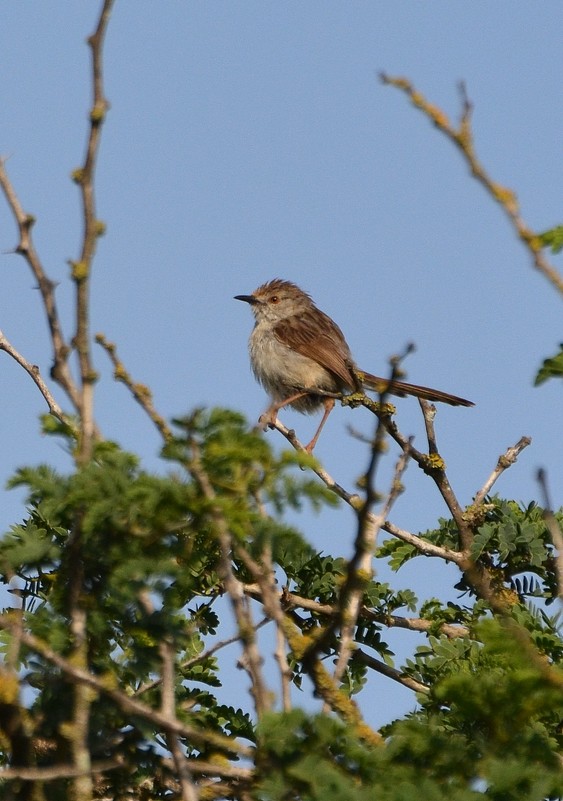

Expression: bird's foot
xmin=258 ymin=409 xmax=278 ymax=431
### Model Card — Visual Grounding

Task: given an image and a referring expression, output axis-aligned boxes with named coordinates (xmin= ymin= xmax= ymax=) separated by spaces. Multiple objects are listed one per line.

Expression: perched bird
xmin=235 ymin=279 xmax=473 ymax=452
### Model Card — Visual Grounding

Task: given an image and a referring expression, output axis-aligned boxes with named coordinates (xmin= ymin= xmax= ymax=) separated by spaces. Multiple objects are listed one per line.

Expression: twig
xmin=72 ymin=0 xmax=115 ymax=462
xmin=244 ymin=537 xmax=293 ymax=711
xmin=419 ymin=399 xmax=438 ymax=455
xmin=277 ymin=387 xmax=471 ymax=543
xmin=537 ymin=468 xmax=563 ymax=598
xmin=234 ymin=543 xmax=295 ymax=712
xmin=245 ymin=584 xmax=470 ymax=639
xmin=379 ymin=73 xmax=563 ymax=296
xmin=273 ymin=419 xmax=362 ymax=506
xmin=273 ymin=415 xmax=463 ymax=564
xmin=381 ymin=520 xmax=462 ymax=562
xmin=354 ymin=648 xmax=429 ymax=695
xmin=0 ymin=329 xmax=71 ymax=428
xmin=380 ymin=403 xmax=470 ymax=541
xmin=0 ymin=159 xmax=80 ymax=410
xmin=0 ymin=756 xmax=253 ymax=783
xmin=0 ymin=758 xmax=123 ymax=782
xmin=275 ymin=625 xmax=292 ymax=712
xmin=0 ymin=614 xmax=253 ymax=758
xmin=96 ymin=332 xmax=172 ymax=442
xmin=416 ymin=398 xmax=474 ymax=552
xmin=273 ymin=415 xmax=464 ymax=566
xmin=332 ymin=441 xmax=411 ymax=687
xmin=381 ymin=613 xmax=469 ymax=639
xmin=160 ymin=639 xmax=199 ymax=801
xmin=187 ymin=438 xmax=271 ymax=718
xmin=272 ymin=395 xmax=507 ymax=613
xmin=135 ymin=622 xmax=269 ymax=698
xmin=65 ymin=508 xmax=93 ymax=801
xmin=474 ymin=436 xmax=532 ymax=505
xmin=236 ymin=577 xmax=383 ymax=746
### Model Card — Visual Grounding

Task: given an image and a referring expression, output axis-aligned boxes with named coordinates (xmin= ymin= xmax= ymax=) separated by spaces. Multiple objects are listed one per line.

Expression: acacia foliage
xmin=0 ymin=409 xmax=561 ymax=800
xmin=0 ymin=4 xmax=562 ymax=798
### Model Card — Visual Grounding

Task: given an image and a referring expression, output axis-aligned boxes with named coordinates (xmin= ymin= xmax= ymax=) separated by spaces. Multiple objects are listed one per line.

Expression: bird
xmin=235 ymin=279 xmax=473 ymax=452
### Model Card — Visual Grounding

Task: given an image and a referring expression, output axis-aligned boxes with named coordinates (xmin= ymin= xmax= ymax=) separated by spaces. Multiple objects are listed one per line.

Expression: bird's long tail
xmin=361 ymin=371 xmax=474 ymax=407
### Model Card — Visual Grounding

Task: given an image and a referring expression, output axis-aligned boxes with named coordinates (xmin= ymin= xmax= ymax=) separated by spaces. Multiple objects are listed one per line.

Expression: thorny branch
xmin=0 ymin=159 xmax=80 ymax=411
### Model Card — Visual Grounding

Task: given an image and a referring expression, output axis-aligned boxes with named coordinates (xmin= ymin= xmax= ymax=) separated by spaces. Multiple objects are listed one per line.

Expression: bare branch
xmin=382 ymin=613 xmax=469 ymax=640
xmin=187 ymin=438 xmax=271 ymax=718
xmin=160 ymin=639 xmax=199 ymax=801
xmin=380 ymin=73 xmax=563 ymax=296
xmin=0 ymin=614 xmax=253 ymax=758
xmin=0 ymin=158 xmax=80 ymax=410
xmin=96 ymin=332 xmax=173 ymax=442
xmin=275 ymin=625 xmax=292 ymax=712
xmin=474 ymin=436 xmax=532 ymax=505
xmin=0 ymin=329 xmax=71 ymax=428
xmin=355 ymin=648 xmax=429 ymax=695
xmin=416 ymin=399 xmax=474 ymax=552
xmin=537 ymin=468 xmax=563 ymax=598
xmin=234 ymin=543 xmax=294 ymax=710
xmin=272 ymin=418 xmax=363 ymax=508
xmin=245 ymin=584 xmax=470 ymax=639
xmin=0 ymin=756 xmax=253 ymax=784
xmin=332 ymin=440 xmax=411 ymax=687
xmin=63 ymin=510 xmax=94 ymax=801
xmin=380 ymin=520 xmax=462 ymax=562
xmin=73 ymin=0 xmax=115 ymax=462
xmin=0 ymin=758 xmax=123 ymax=782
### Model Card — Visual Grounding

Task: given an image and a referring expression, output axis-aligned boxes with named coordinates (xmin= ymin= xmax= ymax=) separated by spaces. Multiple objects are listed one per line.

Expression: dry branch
xmin=380 ymin=73 xmax=563 ymax=296
xmin=96 ymin=332 xmax=173 ymax=442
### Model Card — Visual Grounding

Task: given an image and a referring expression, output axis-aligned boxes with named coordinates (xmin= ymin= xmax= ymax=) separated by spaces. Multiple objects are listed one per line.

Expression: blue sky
xmin=1 ymin=3 xmax=562 ymax=727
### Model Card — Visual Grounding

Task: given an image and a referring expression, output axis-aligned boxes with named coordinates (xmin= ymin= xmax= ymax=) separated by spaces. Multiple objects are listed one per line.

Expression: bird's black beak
xmin=234 ymin=294 xmax=258 ymax=305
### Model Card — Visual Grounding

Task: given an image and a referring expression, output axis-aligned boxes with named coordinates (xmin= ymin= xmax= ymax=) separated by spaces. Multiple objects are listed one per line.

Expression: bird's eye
xmin=269 ymin=295 xmax=279 ymax=304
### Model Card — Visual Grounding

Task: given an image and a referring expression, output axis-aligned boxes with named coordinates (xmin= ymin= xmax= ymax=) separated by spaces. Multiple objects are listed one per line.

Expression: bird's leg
xmin=258 ymin=390 xmax=310 ymax=430
xmin=304 ymin=397 xmax=335 ymax=453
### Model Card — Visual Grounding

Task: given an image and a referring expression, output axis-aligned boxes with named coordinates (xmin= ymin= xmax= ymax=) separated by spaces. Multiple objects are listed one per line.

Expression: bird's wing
xmin=273 ymin=309 xmax=356 ymax=390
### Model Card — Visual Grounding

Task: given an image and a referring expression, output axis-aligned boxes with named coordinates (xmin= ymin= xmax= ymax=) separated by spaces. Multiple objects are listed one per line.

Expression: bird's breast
xmin=248 ymin=324 xmax=336 ymax=400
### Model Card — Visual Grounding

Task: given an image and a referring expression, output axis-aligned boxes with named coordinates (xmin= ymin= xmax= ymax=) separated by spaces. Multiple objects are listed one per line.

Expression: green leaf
xmin=537 ymin=224 xmax=563 ymax=254
xmin=535 ymin=343 xmax=563 ymax=385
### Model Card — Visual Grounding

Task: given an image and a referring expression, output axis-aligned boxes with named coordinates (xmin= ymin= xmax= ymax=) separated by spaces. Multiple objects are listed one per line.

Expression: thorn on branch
xmin=457 ymin=80 xmax=473 ymax=119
